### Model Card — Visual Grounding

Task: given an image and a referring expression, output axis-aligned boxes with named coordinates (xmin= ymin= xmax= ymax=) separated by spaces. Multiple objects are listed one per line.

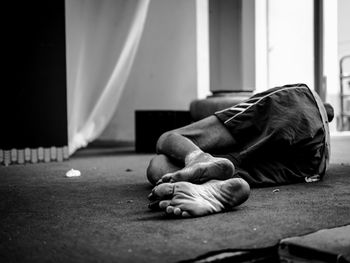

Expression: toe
xmin=161 ymin=169 xmax=189 ymax=183
xmin=159 ymin=200 xmax=171 ymax=209
xmin=173 ymin=207 xmax=182 ymax=216
xmin=148 ymin=183 xmax=175 ymax=201
xmin=156 ymin=171 xmax=178 ymax=185
xmin=160 ymin=173 xmax=175 ymax=183
xmin=181 ymin=211 xmax=191 ymax=218
xmin=166 ymin=206 xmax=175 ymax=214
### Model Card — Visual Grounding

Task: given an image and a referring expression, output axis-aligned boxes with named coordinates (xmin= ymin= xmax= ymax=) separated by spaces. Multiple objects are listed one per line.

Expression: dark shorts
xmin=214 ymin=84 xmax=328 ymax=187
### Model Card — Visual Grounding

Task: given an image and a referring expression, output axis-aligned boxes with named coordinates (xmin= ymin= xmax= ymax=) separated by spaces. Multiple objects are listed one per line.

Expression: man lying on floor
xmin=147 ymin=83 xmax=334 ymax=218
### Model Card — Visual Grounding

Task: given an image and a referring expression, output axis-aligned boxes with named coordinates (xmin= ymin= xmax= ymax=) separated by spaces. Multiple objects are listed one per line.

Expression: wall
xmin=99 ymin=0 xmax=197 ymax=141
xmin=255 ymin=0 xmax=315 ymax=93
xmin=323 ymin=0 xmax=338 ymax=132
xmin=338 ymin=0 xmax=350 ymax=59
xmin=323 ymin=0 xmax=350 ymax=131
xmin=337 ymin=0 xmax=350 ymax=130
xmin=267 ymin=0 xmax=314 ymax=89
xmin=99 ymin=0 xmax=344 ymax=141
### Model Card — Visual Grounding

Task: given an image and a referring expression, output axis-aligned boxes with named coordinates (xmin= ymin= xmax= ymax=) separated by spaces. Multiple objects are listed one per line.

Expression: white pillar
xmin=196 ymin=0 xmax=210 ymax=99
xmin=255 ymin=0 xmax=268 ymax=93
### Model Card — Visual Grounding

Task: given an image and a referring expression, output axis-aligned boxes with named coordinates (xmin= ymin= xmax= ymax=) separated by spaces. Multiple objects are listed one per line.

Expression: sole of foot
xmin=149 ymin=178 xmax=250 ymax=218
xmin=157 ymin=154 xmax=235 ymax=185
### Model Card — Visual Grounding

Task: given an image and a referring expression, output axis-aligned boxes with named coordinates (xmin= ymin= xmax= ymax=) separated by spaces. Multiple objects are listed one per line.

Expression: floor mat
xmin=181 ymin=225 xmax=350 ymax=263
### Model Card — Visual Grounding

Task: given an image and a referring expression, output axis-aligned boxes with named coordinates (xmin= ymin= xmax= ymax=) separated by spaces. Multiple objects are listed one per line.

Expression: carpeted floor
xmin=1 ymin=141 xmax=350 ymax=262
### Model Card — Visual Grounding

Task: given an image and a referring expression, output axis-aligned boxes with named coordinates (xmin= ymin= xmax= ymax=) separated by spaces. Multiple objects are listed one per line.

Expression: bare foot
xmin=148 ymin=178 xmax=250 ymax=217
xmin=146 ymin=154 xmax=182 ymax=185
xmin=156 ymin=153 xmax=235 ymax=184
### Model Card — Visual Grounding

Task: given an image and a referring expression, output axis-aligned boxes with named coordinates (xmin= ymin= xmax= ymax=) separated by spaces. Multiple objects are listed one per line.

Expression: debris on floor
xmin=65 ymin=169 xmax=81 ymax=177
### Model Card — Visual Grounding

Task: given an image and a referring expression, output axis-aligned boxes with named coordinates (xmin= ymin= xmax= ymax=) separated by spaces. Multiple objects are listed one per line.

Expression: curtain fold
xmin=66 ymin=0 xmax=150 ymax=155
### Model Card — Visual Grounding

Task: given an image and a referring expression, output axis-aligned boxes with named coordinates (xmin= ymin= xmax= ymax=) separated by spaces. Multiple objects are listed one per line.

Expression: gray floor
xmin=0 ymin=133 xmax=349 ymax=263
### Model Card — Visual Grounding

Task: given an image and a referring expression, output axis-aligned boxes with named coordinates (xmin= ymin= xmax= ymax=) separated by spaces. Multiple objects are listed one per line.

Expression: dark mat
xmin=180 ymin=226 xmax=350 ymax=263
xmin=280 ymin=225 xmax=350 ymax=262
xmin=1 ymin=148 xmax=350 ymax=262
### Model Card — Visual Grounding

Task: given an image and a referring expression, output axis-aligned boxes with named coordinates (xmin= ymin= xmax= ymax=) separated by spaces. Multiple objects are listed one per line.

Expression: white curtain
xmin=66 ymin=0 xmax=150 ymax=155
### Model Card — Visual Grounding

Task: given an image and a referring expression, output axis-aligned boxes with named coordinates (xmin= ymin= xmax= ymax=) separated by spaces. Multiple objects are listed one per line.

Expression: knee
xmin=146 ymin=156 xmax=165 ymax=185
xmin=237 ymin=178 xmax=251 ymax=205
xmin=156 ymin=131 xmax=178 ymax=154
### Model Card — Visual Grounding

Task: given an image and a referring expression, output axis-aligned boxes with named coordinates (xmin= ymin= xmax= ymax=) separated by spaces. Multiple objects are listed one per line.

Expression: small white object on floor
xmin=305 ymin=174 xmax=321 ymax=183
xmin=66 ymin=169 xmax=81 ymax=177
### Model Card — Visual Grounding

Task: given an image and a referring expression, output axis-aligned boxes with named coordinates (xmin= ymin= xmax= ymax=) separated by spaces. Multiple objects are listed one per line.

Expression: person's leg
xmin=157 ymin=116 xmax=237 ymax=156
xmin=148 ymin=84 xmax=332 ymax=185
xmin=146 ymin=155 xmax=182 ymax=185
xmin=148 ymin=178 xmax=250 ymax=217
xmin=146 ymin=115 xmax=237 ymax=185
xmin=146 ymin=115 xmax=251 ymax=216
